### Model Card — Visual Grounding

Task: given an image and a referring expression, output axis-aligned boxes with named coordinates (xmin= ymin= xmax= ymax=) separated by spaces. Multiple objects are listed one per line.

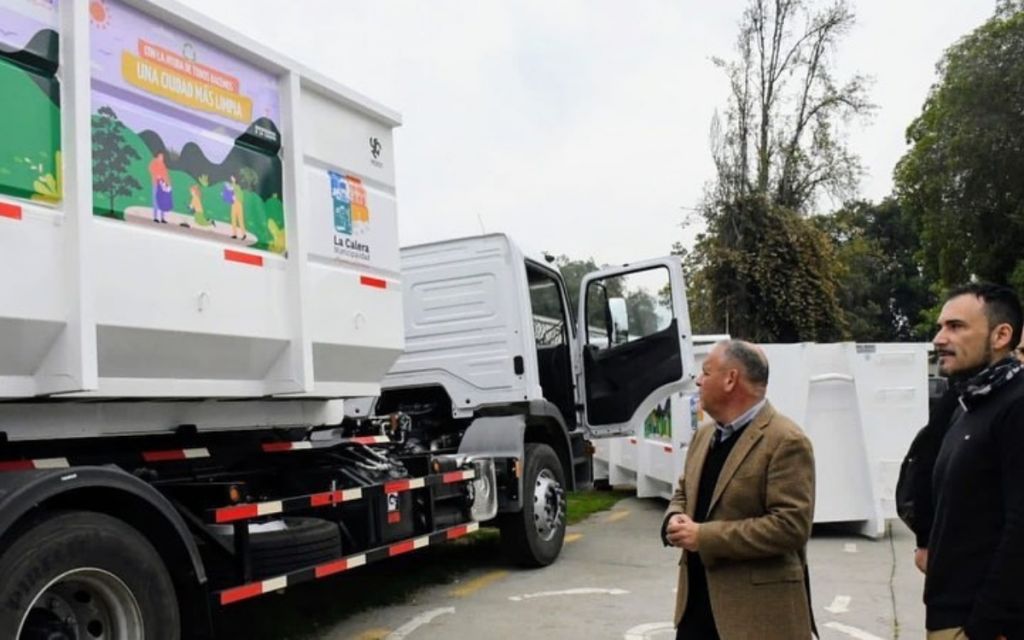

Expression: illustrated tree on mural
xmin=92 ymin=105 xmax=142 ymax=214
xmin=238 ymin=167 xmax=259 ymax=192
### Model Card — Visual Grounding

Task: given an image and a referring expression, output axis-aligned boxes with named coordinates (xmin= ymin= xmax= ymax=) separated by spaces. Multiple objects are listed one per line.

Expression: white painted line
xmin=843 ymin=543 xmax=858 ymax=553
xmin=386 ymin=607 xmax=455 ymax=640
xmin=623 ymin=622 xmax=675 ymax=639
xmin=825 ymin=595 xmax=852 ymax=613
xmin=509 ymin=587 xmax=629 ymax=602
xmin=823 ymin=621 xmax=886 ymax=640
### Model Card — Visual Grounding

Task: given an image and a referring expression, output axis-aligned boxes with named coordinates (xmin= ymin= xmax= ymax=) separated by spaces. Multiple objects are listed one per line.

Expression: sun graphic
xmin=90 ymin=0 xmax=111 ymax=28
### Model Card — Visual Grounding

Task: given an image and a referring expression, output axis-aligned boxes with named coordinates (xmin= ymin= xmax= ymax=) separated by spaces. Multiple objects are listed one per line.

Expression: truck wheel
xmin=247 ymin=517 xmax=342 ymax=578
xmin=209 ymin=517 xmax=342 ymax=583
xmin=0 ymin=510 xmax=179 ymax=640
xmin=500 ymin=443 xmax=566 ymax=567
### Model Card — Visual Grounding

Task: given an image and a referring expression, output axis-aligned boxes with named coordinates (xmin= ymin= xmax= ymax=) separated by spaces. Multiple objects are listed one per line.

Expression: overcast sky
xmin=176 ymin=0 xmax=994 ymax=266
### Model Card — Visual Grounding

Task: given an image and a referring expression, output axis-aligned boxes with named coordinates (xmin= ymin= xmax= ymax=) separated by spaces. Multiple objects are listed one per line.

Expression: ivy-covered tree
xmin=687 ymin=194 xmax=844 ymax=342
xmin=92 ymin=105 xmax=141 ymax=215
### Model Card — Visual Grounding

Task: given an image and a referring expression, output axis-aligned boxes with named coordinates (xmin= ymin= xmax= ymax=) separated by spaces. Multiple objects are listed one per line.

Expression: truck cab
xmin=360 ymin=233 xmax=697 ymax=565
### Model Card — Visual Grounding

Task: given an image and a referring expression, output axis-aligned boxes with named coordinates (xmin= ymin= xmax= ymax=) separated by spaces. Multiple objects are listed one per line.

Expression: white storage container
xmin=0 ymin=0 xmax=404 ymax=401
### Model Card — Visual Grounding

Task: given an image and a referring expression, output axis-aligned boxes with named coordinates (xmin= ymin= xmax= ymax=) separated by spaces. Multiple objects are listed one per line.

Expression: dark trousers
xmin=677 ymin=553 xmax=720 ymax=639
xmin=676 ymin=613 xmax=720 ymax=639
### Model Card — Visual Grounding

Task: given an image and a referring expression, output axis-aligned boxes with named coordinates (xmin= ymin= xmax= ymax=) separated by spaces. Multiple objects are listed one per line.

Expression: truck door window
xmin=582 ymin=265 xmax=681 ymax=426
xmin=527 ymin=265 xmax=575 ymax=428
xmin=584 ymin=267 xmax=673 ymax=349
xmin=528 ymin=269 xmax=568 ymax=346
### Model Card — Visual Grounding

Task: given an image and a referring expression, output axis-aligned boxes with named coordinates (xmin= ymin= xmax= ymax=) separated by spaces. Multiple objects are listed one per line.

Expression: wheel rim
xmin=532 ymin=468 xmax=565 ymax=542
xmin=18 ymin=569 xmax=144 ymax=640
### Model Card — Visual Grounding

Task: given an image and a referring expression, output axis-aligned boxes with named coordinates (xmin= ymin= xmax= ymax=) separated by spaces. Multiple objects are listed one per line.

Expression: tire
xmin=212 ymin=517 xmax=342 ymax=581
xmin=0 ymin=510 xmax=179 ymax=640
xmin=499 ymin=443 xmax=567 ymax=567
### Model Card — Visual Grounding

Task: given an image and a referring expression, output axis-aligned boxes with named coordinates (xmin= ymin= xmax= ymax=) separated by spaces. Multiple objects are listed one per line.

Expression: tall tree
xmin=894 ymin=2 xmax=1024 ymax=292
xmin=687 ymin=0 xmax=870 ymax=342
xmin=711 ymin=0 xmax=873 ymax=213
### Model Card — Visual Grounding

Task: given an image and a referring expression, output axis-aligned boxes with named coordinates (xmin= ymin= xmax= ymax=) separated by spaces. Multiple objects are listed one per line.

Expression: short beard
xmin=947 ymin=342 xmax=995 ymax=383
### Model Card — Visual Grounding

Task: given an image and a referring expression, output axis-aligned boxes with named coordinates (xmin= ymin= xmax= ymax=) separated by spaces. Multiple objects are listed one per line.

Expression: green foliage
xmin=812 ymin=199 xmax=936 ymax=341
xmin=894 ymin=5 xmax=1024 ymax=295
xmin=0 ymin=59 xmax=61 ymax=203
xmin=692 ymin=195 xmax=845 ymax=342
xmin=31 ymin=150 xmax=61 ymax=203
xmin=92 ymin=106 xmax=142 ymax=216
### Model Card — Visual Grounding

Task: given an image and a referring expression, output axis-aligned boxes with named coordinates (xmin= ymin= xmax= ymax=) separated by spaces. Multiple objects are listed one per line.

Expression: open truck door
xmin=577 ymin=257 xmax=696 ymax=438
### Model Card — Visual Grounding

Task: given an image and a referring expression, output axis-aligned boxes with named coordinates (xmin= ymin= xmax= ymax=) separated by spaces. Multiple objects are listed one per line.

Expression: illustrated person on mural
xmin=148 ymin=152 xmax=170 ymax=223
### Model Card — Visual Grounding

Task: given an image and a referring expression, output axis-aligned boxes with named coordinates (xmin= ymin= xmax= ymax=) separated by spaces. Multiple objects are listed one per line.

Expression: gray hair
xmin=723 ymin=340 xmax=769 ymax=387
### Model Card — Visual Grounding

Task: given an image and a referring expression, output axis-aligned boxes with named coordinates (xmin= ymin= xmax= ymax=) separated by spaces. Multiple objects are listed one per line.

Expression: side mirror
xmin=608 ymin=297 xmax=629 ymax=346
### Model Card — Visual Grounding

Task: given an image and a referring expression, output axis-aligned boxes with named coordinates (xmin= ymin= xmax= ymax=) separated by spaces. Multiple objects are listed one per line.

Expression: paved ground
xmin=313 ymin=496 xmax=926 ymax=639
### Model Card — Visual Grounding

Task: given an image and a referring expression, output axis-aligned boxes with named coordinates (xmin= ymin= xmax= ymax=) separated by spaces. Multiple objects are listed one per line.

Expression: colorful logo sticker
xmin=329 ymin=170 xmax=372 ymax=264
xmin=330 ymin=171 xmax=351 ymax=235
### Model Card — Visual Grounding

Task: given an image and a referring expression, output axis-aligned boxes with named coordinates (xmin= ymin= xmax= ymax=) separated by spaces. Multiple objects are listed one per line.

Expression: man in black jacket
xmin=924 ymin=282 xmax=1024 ymax=640
xmin=902 ymin=387 xmax=960 ymax=573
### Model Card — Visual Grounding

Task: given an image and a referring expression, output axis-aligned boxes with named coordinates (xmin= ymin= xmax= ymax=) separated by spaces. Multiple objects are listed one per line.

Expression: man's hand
xmin=914 ymin=548 xmax=928 ymax=575
xmin=665 ymin=513 xmax=700 ymax=551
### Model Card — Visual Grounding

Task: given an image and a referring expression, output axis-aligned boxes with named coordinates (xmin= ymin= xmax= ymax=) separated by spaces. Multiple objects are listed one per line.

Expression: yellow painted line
xmin=449 ymin=569 xmax=509 ymax=597
xmin=565 ymin=532 xmax=583 ymax=544
xmin=606 ymin=510 xmax=630 ymax=523
xmin=351 ymin=629 xmax=390 ymax=640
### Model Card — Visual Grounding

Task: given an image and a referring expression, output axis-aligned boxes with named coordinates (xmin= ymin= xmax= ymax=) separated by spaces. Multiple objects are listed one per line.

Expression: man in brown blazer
xmin=663 ymin=340 xmax=816 ymax=639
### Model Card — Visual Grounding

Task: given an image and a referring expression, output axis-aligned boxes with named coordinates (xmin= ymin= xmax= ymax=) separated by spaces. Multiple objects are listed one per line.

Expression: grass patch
xmin=212 ymin=488 xmax=631 ymax=639
xmin=567 ymin=487 xmax=633 ymax=525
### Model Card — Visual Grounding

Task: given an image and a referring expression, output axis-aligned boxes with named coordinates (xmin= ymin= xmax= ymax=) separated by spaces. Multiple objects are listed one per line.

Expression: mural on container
xmin=644 ymin=397 xmax=672 ymax=441
xmin=0 ymin=0 xmax=61 ymax=205
xmin=90 ymin=0 xmax=286 ymax=254
xmin=642 ymin=393 xmax=704 ymax=442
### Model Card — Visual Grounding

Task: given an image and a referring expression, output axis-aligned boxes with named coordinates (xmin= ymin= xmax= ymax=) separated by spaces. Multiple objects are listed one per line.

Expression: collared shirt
xmin=714 ymin=398 xmax=766 ymax=446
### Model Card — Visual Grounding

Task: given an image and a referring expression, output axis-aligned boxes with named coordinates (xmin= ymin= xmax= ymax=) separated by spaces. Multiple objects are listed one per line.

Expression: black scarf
xmin=958 ymin=355 xmax=1023 ymax=411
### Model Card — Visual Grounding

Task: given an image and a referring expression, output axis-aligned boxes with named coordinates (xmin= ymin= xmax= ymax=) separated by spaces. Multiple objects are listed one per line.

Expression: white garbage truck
xmin=0 ymin=1 xmax=699 ymax=637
